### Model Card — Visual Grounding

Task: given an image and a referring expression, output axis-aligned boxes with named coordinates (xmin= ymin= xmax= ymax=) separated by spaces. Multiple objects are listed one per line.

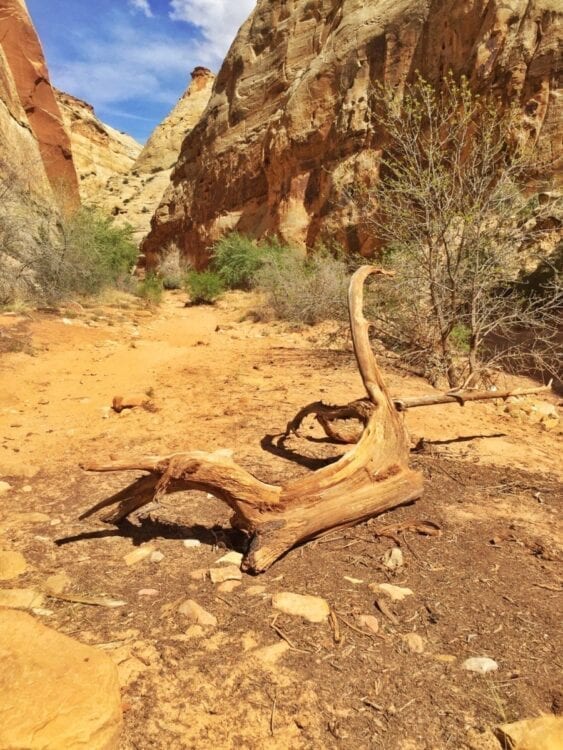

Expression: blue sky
xmin=26 ymin=0 xmax=256 ymax=143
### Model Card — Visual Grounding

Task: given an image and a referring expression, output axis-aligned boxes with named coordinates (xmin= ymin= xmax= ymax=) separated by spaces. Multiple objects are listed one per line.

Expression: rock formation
xmin=0 ymin=0 xmax=79 ymax=209
xmin=135 ymin=66 xmax=215 ymax=174
xmin=0 ymin=610 xmax=122 ymax=749
xmin=141 ymin=0 xmax=562 ymax=268
xmin=99 ymin=67 xmax=214 ymax=242
xmin=56 ymin=89 xmax=142 ymax=206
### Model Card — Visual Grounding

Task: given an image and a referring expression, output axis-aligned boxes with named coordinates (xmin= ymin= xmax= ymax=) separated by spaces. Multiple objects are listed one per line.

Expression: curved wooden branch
xmin=80 ymin=266 xmax=423 ymax=573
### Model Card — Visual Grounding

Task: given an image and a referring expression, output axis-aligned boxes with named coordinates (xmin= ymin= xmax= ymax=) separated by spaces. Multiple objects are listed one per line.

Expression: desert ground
xmin=0 ymin=290 xmax=561 ymax=749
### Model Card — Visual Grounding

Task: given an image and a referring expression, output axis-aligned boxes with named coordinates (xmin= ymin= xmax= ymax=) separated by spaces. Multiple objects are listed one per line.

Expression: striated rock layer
xmin=56 ymin=89 xmax=142 ymax=206
xmin=0 ymin=0 xmax=79 ymax=208
xmin=142 ymin=0 xmax=562 ymax=268
xmin=80 ymin=67 xmax=214 ymax=242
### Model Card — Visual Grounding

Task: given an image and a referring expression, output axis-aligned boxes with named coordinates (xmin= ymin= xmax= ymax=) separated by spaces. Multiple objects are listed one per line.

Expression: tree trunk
xmin=80 ymin=267 xmax=424 ymax=573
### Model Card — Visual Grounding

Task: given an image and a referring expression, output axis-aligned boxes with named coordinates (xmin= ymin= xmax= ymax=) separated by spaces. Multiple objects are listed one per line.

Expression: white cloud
xmin=51 ymin=24 xmax=198 ymax=108
xmin=169 ymin=0 xmax=256 ymax=60
xmin=129 ymin=0 xmax=153 ymax=18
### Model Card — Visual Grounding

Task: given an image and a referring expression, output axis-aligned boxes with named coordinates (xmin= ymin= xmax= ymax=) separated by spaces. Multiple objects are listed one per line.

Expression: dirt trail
xmin=0 ymin=292 xmax=561 ymax=749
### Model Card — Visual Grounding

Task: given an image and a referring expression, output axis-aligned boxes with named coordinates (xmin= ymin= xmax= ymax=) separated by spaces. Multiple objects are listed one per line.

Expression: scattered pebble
xmin=215 ymin=551 xmax=243 ymax=566
xmin=22 ymin=485 xmax=32 ymax=493
xmin=343 ymin=576 xmax=364 ymax=585
xmin=403 ymin=632 xmax=425 ymax=653
xmin=272 ymin=592 xmax=330 ymax=623
xmin=0 ymin=481 xmax=12 ymax=494
xmin=463 ymin=657 xmax=499 ymax=674
xmin=0 ymin=551 xmax=27 ymax=581
xmin=45 ymin=572 xmax=71 ymax=594
xmin=150 ymin=551 xmax=165 ymax=563
xmin=217 ymin=580 xmax=241 ymax=593
xmin=358 ymin=615 xmax=379 ymax=634
xmin=371 ymin=583 xmax=413 ymax=602
xmin=124 ymin=546 xmax=155 ymax=566
xmin=189 ymin=568 xmax=208 ymax=581
xmin=183 ymin=539 xmax=201 ymax=549
xmin=138 ymin=589 xmax=159 ymax=597
xmin=383 ymin=547 xmax=404 ymax=571
xmin=209 ymin=565 xmax=242 ymax=584
xmin=178 ymin=599 xmax=217 ymax=627
xmin=252 ymin=642 xmax=290 ymax=665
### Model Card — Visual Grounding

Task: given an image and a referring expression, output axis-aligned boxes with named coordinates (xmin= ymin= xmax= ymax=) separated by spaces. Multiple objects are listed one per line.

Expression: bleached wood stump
xmin=80 ymin=267 xmax=424 ymax=573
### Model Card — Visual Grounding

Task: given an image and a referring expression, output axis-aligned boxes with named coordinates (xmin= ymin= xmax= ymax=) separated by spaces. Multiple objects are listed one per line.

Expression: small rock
xmin=189 ymin=568 xmax=208 ymax=581
xmin=252 ymin=642 xmax=290 ymax=665
xmin=271 ymin=592 xmax=330 ymax=623
xmin=371 ymin=583 xmax=414 ymax=601
xmin=463 ymin=657 xmax=499 ymax=674
xmin=22 ymin=485 xmax=32 ymax=493
xmin=358 ymin=615 xmax=379 ymax=634
xmin=246 ymin=585 xmax=267 ymax=596
xmin=215 ymin=550 xmax=243 ymax=566
xmin=45 ymin=572 xmax=71 ymax=595
xmin=138 ymin=589 xmax=159 ymax=597
xmin=343 ymin=576 xmax=364 ymax=584
xmin=0 ymin=551 xmax=27 ymax=581
xmin=0 ymin=589 xmax=44 ymax=610
xmin=403 ymin=632 xmax=425 ymax=653
xmin=150 ymin=551 xmax=165 ymax=563
xmin=178 ymin=599 xmax=217 ymax=627
xmin=217 ymin=580 xmax=241 ymax=593
xmin=182 ymin=539 xmax=201 ymax=549
xmin=0 ymin=481 xmax=12 ymax=494
xmin=123 ymin=545 xmax=155 ymax=566
xmin=112 ymin=394 xmax=151 ymax=413
xmin=209 ymin=565 xmax=242 ymax=584
xmin=383 ymin=547 xmax=404 ymax=571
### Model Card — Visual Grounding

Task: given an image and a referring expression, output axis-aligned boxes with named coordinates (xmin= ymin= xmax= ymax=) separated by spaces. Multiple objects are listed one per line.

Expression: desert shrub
xmin=348 ymin=73 xmax=561 ymax=387
xmin=0 ymin=171 xmax=138 ymax=305
xmin=136 ymin=273 xmax=163 ymax=305
xmin=211 ymin=233 xmax=289 ymax=289
xmin=256 ymin=250 xmax=351 ymax=325
xmin=184 ymin=270 xmax=224 ymax=305
xmin=159 ymin=243 xmax=187 ymax=289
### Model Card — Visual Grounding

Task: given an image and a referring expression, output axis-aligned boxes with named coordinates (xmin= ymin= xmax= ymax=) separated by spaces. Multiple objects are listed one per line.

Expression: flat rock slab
xmin=0 ymin=610 xmax=122 ymax=750
xmin=497 ymin=715 xmax=563 ymax=750
xmin=0 ymin=551 xmax=27 ymax=580
xmin=272 ymin=592 xmax=330 ymax=623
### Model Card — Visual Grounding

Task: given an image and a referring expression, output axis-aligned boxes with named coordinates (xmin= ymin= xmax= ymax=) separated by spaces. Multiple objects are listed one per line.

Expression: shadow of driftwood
xmin=56 ymin=517 xmax=247 ymax=551
xmin=260 ymin=432 xmax=341 ymax=470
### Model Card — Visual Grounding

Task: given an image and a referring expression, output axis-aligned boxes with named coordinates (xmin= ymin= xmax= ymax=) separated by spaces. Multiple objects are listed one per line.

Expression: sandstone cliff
xmin=0 ymin=0 xmax=79 ymax=208
xmin=141 ymin=0 xmax=562 ymax=268
xmin=100 ymin=67 xmax=214 ymax=242
xmin=56 ymin=89 xmax=142 ymax=205
xmin=134 ymin=66 xmax=215 ymax=173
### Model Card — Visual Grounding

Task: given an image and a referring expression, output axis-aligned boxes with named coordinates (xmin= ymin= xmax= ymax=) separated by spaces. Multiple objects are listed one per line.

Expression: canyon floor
xmin=0 ymin=290 xmax=561 ymax=750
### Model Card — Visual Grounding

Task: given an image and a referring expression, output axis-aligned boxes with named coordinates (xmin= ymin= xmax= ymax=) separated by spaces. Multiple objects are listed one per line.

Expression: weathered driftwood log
xmin=288 ymin=385 xmax=553 ymax=444
xmin=80 ymin=267 xmax=423 ymax=573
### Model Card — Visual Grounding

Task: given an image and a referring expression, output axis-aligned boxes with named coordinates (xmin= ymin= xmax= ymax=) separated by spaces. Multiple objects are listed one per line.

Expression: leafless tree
xmin=349 ymin=74 xmax=561 ymax=388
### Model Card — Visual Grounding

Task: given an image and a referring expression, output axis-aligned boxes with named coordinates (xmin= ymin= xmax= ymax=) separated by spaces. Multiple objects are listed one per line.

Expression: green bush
xmin=34 ymin=207 xmax=138 ymax=302
xmin=136 ymin=273 xmax=163 ymax=305
xmin=185 ymin=270 xmax=224 ymax=305
xmin=211 ymin=233 xmax=289 ymax=289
